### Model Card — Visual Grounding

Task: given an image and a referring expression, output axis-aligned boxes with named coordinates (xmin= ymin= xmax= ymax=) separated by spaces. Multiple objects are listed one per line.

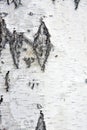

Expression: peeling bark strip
xmin=74 ymin=0 xmax=80 ymax=10
xmin=34 ymin=21 xmax=52 ymax=71
xmin=5 ymin=71 xmax=10 ymax=92
xmin=35 ymin=111 xmax=46 ymax=130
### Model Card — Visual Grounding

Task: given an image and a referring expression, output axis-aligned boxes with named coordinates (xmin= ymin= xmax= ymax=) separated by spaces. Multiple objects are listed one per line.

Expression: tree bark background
xmin=0 ymin=0 xmax=87 ymax=130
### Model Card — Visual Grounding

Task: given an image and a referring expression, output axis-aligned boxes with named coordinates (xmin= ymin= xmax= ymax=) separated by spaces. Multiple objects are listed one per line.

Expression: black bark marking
xmin=5 ymin=71 xmax=10 ymax=92
xmin=35 ymin=110 xmax=46 ymax=130
xmin=0 ymin=95 xmax=3 ymax=105
xmin=74 ymin=0 xmax=80 ymax=10
xmin=24 ymin=57 xmax=35 ymax=68
xmin=9 ymin=30 xmax=23 ymax=69
xmin=34 ymin=20 xmax=52 ymax=71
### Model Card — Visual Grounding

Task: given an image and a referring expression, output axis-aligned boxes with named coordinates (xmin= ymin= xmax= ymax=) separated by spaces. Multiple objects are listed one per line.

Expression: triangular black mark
xmin=34 ymin=20 xmax=52 ymax=71
xmin=74 ymin=0 xmax=80 ymax=10
xmin=0 ymin=17 xmax=11 ymax=56
xmin=9 ymin=30 xmax=23 ymax=69
xmin=35 ymin=111 xmax=46 ymax=130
